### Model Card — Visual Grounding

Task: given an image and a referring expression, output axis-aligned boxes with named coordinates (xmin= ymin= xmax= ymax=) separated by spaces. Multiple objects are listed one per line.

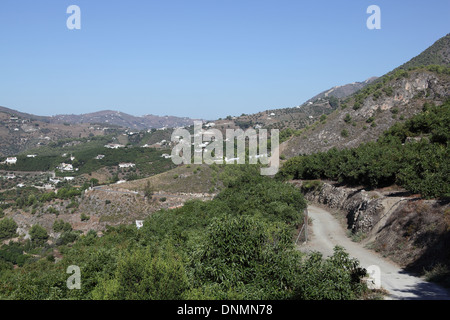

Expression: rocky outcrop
xmin=293 ymin=181 xmax=385 ymax=234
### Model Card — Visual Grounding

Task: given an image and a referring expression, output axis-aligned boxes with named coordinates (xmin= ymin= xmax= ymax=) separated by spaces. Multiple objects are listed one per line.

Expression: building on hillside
xmin=57 ymin=163 xmax=74 ymax=172
xmin=118 ymin=163 xmax=135 ymax=168
xmin=104 ymin=143 xmax=125 ymax=149
xmin=5 ymin=157 xmax=17 ymax=165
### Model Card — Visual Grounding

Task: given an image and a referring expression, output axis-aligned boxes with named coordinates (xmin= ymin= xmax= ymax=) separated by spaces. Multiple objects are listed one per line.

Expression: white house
xmin=58 ymin=163 xmax=74 ymax=172
xmin=105 ymin=143 xmax=125 ymax=149
xmin=6 ymin=157 xmax=17 ymax=165
xmin=64 ymin=177 xmax=75 ymax=181
xmin=94 ymin=154 xmax=105 ymax=160
xmin=119 ymin=163 xmax=135 ymax=168
xmin=27 ymin=154 xmax=37 ymax=158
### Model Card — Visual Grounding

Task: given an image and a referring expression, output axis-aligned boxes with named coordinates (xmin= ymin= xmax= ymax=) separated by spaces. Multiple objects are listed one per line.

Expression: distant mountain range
xmin=0 ymin=106 xmax=202 ymax=130
xmin=51 ymin=110 xmax=202 ymax=130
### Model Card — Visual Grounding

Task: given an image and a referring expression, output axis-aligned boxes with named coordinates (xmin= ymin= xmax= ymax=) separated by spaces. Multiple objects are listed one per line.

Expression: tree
xmin=144 ymin=181 xmax=154 ymax=198
xmin=29 ymin=224 xmax=49 ymax=246
xmin=0 ymin=218 xmax=18 ymax=240
xmin=92 ymin=248 xmax=188 ymax=300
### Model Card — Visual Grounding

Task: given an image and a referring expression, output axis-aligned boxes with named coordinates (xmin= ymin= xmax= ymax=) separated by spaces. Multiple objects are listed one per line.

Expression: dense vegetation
xmin=1 ymin=146 xmax=174 ymax=178
xmin=277 ymin=101 xmax=450 ymax=199
xmin=0 ymin=166 xmax=369 ymax=300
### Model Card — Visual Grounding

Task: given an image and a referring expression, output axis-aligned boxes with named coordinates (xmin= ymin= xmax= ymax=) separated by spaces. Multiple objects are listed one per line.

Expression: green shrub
xmin=29 ymin=224 xmax=48 ymax=246
xmin=341 ymin=129 xmax=349 ymax=138
xmin=0 ymin=218 xmax=18 ymax=240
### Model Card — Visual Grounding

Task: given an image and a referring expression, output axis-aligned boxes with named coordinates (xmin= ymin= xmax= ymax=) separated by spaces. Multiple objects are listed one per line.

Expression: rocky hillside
xmin=282 ymin=67 xmax=449 ymax=157
xmin=396 ymin=33 xmax=450 ymax=71
xmin=220 ymin=78 xmax=377 ymax=132
xmin=0 ymin=108 xmax=113 ymax=157
xmin=282 ymin=33 xmax=450 ymax=158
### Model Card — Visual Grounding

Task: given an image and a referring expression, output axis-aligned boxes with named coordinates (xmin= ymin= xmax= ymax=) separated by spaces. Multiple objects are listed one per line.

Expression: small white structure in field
xmin=135 ymin=220 xmax=144 ymax=229
xmin=64 ymin=177 xmax=75 ymax=181
xmin=94 ymin=154 xmax=105 ymax=160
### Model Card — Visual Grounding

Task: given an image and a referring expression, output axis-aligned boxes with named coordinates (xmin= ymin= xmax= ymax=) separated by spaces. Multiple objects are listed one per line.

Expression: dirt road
xmin=298 ymin=205 xmax=450 ymax=300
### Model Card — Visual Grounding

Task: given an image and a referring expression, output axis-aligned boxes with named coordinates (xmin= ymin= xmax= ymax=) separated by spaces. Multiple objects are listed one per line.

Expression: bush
xmin=341 ymin=129 xmax=349 ymax=138
xmin=0 ymin=218 xmax=18 ymax=240
xmin=53 ymin=219 xmax=72 ymax=233
xmin=92 ymin=248 xmax=189 ymax=300
xmin=29 ymin=225 xmax=49 ymax=246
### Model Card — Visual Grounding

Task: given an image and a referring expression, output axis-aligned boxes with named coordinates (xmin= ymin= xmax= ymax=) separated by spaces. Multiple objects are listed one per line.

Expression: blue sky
xmin=0 ymin=0 xmax=449 ymax=120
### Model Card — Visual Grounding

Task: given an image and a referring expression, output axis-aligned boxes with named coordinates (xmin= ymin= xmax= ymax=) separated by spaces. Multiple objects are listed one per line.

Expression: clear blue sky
xmin=0 ymin=0 xmax=449 ymax=120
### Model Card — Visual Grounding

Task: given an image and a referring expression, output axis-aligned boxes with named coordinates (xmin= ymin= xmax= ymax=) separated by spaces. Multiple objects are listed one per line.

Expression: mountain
xmin=51 ymin=110 xmax=202 ymax=130
xmin=396 ymin=33 xmax=450 ymax=71
xmin=0 ymin=106 xmax=121 ymax=157
xmin=211 ymin=77 xmax=378 ymax=134
xmin=305 ymin=77 xmax=378 ymax=103
xmin=281 ymin=33 xmax=450 ymax=158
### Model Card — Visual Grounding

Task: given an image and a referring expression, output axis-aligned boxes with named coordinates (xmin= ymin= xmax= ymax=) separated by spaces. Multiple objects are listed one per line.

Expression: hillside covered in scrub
xmin=0 ymin=166 xmax=371 ymax=300
xmin=278 ymin=100 xmax=450 ymax=199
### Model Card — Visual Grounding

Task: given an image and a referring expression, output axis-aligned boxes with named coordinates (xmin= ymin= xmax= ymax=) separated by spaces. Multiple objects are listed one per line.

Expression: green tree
xmin=92 ymin=248 xmax=188 ymax=300
xmin=29 ymin=224 xmax=49 ymax=246
xmin=0 ymin=218 xmax=18 ymax=240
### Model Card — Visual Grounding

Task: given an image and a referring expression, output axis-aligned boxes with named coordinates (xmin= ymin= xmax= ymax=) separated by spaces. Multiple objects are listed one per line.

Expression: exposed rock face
xmin=293 ymin=181 xmax=384 ymax=234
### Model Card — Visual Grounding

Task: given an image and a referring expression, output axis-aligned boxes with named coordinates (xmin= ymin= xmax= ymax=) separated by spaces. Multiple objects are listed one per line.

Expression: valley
xmin=0 ymin=32 xmax=449 ymax=301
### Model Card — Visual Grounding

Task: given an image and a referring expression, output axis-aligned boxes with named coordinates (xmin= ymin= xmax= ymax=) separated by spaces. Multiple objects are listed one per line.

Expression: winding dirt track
xmin=298 ymin=205 xmax=450 ymax=300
